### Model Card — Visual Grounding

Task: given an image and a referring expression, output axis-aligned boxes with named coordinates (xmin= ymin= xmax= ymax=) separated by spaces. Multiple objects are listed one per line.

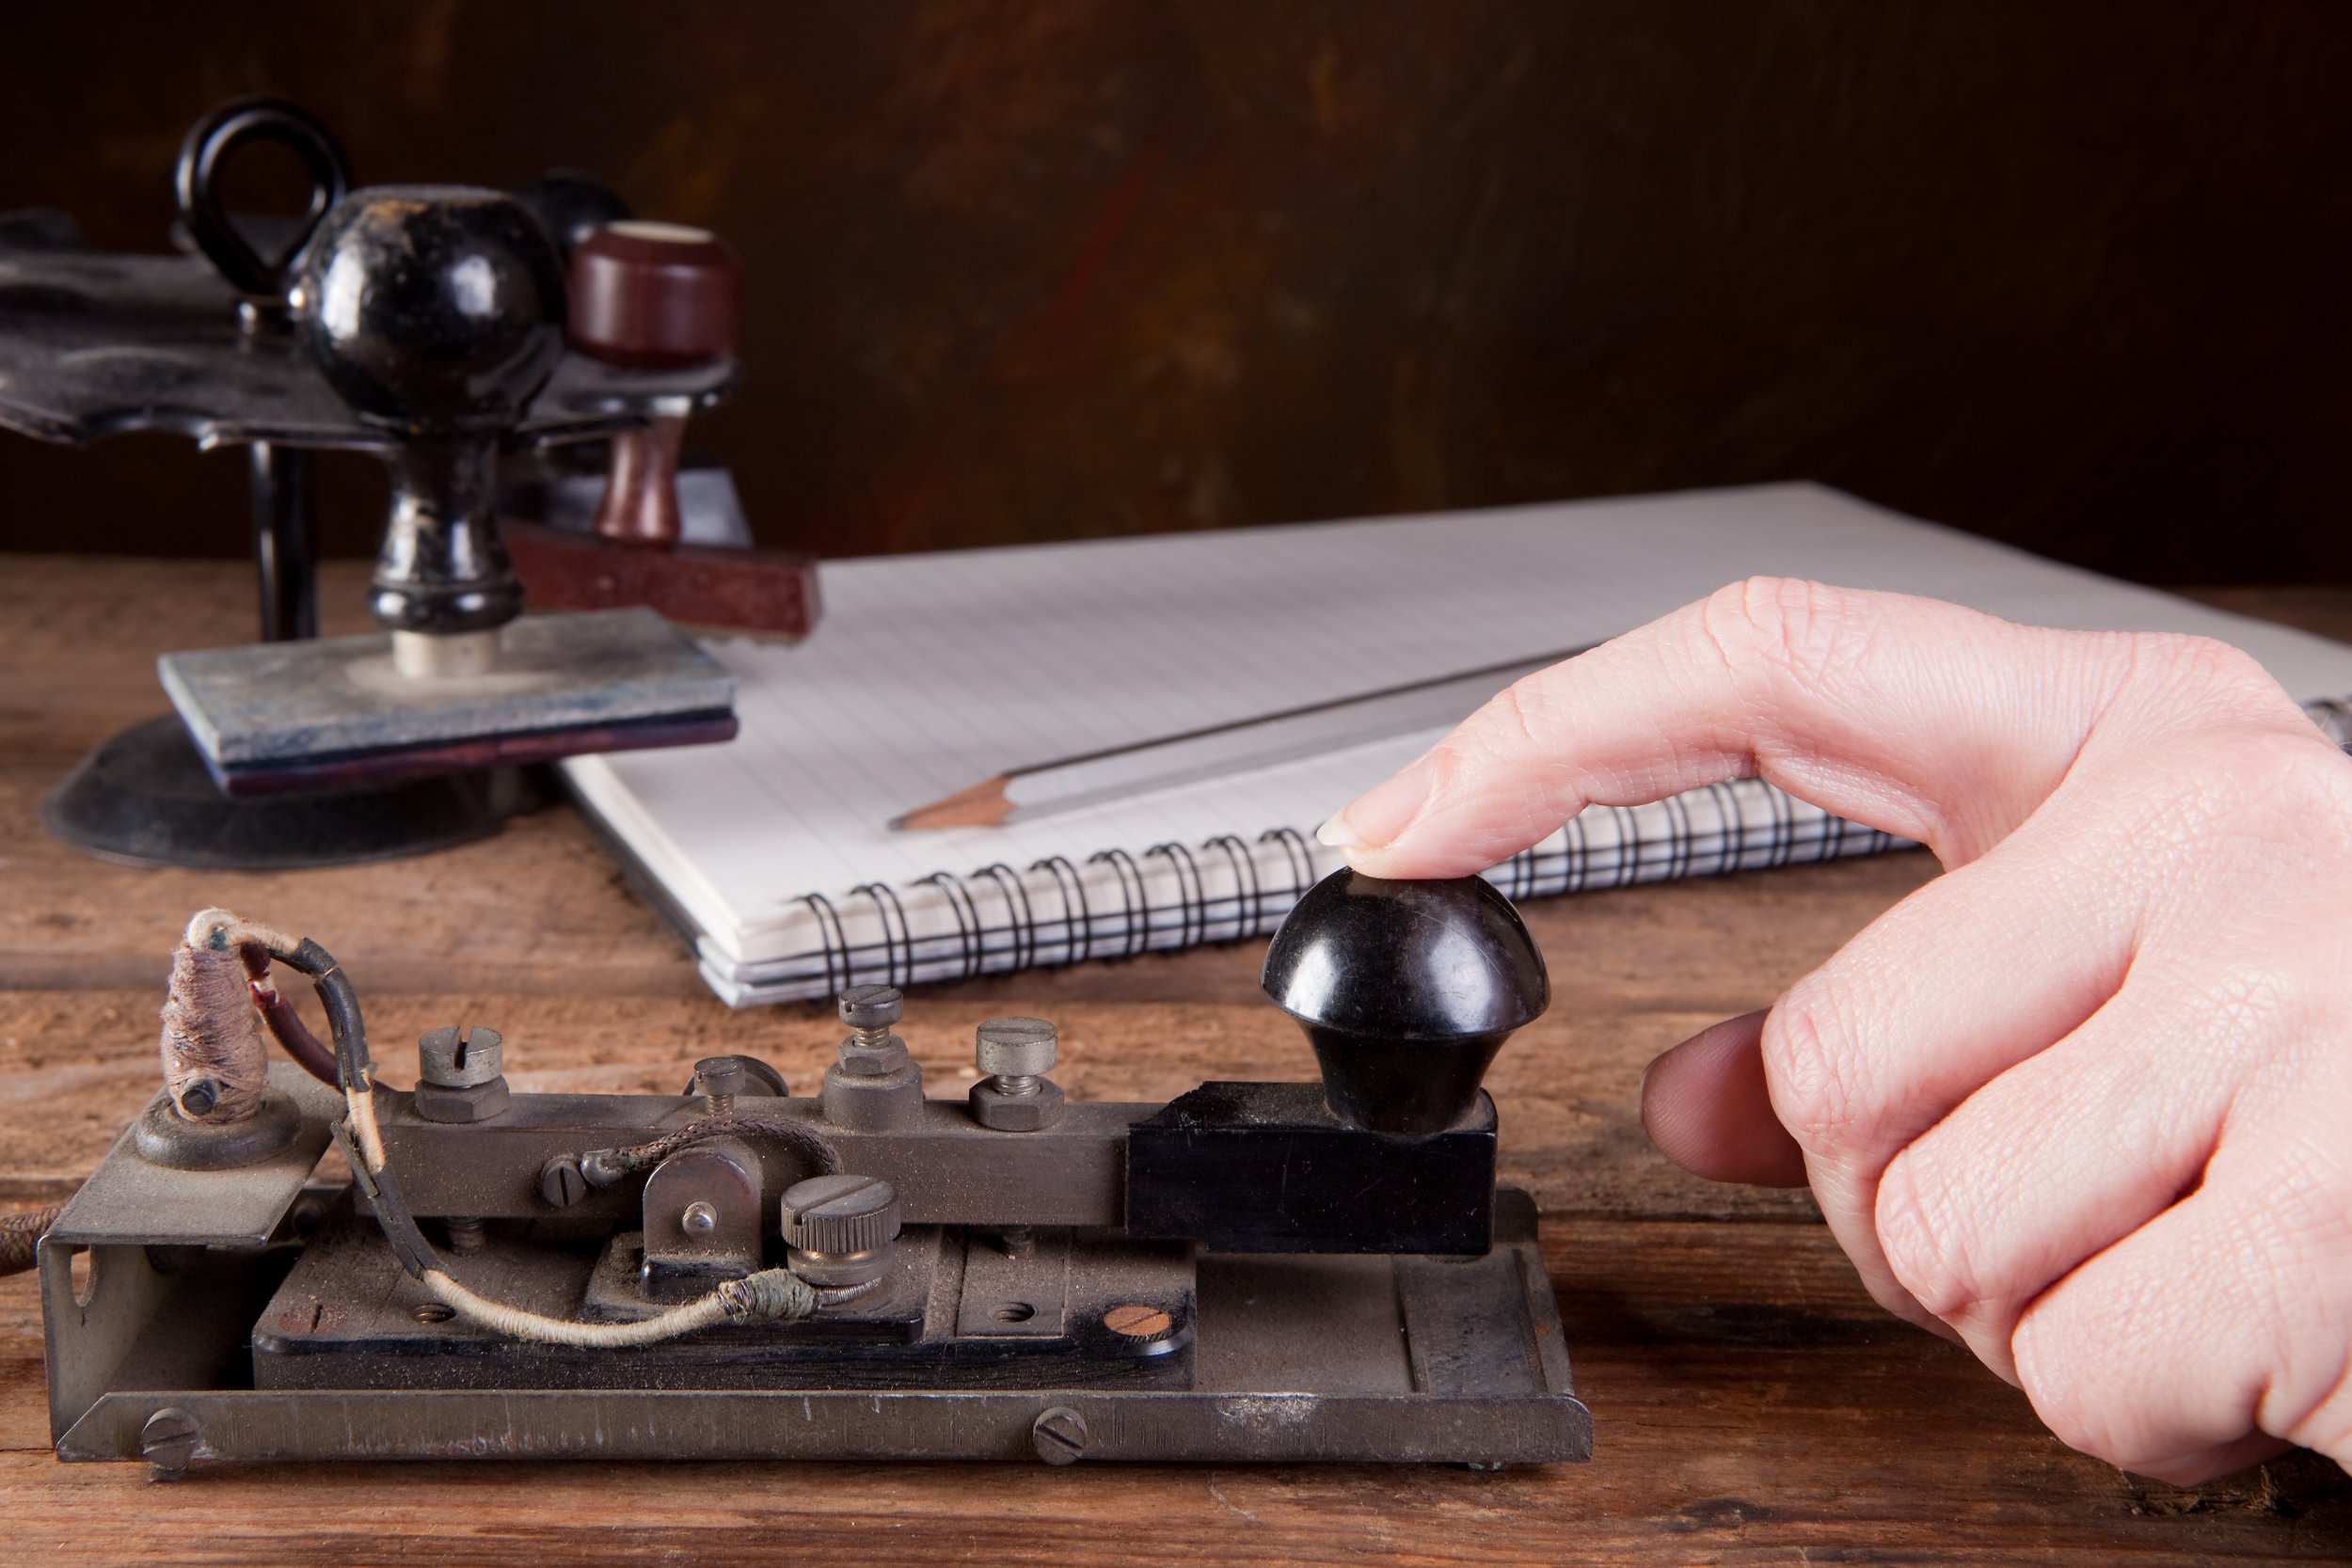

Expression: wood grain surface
xmin=2 ymin=560 xmax=2348 ymax=1563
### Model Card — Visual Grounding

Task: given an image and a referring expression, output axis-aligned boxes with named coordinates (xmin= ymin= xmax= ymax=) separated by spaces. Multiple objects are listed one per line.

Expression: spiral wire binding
xmin=1087 ymin=847 xmax=1151 ymax=958
xmin=1031 ymin=854 xmax=1093 ymax=965
xmin=917 ymin=870 xmax=985 ymax=982
xmin=1204 ymin=834 xmax=1262 ymax=943
xmin=1259 ymin=826 xmax=1316 ymax=904
xmin=850 ymin=880 xmax=914 ymax=988
xmin=1146 ymin=840 xmax=1209 ymax=951
xmin=974 ymin=863 xmax=1037 ymax=972
xmin=799 ymin=891 xmax=849 ymax=997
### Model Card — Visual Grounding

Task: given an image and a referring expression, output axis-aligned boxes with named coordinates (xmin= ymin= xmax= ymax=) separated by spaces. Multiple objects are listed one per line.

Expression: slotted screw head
xmin=976 ymin=1016 xmax=1057 ymax=1079
xmin=140 ymin=1407 xmax=202 ymax=1470
xmin=419 ymin=1025 xmax=503 ymax=1088
xmin=694 ymin=1055 xmax=748 ymax=1099
xmin=838 ymin=985 xmax=904 ymax=1031
xmin=1032 ymin=1406 xmax=1089 ymax=1465
xmin=538 ymin=1155 xmax=588 ymax=1209
xmin=782 ymin=1173 xmax=900 ymax=1255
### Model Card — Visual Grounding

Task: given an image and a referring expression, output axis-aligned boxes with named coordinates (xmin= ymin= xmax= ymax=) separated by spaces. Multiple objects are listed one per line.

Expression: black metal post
xmin=250 ymin=442 xmax=318 ymax=642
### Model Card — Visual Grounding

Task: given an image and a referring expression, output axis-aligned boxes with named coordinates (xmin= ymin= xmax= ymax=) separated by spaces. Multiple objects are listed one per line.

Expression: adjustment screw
xmin=140 ymin=1407 xmax=202 ymax=1474
xmin=538 ymin=1154 xmax=588 ymax=1208
xmin=418 ymin=1025 xmax=504 ymax=1088
xmin=680 ymin=1201 xmax=718 ymax=1237
xmin=838 ymin=984 xmax=904 ymax=1033
xmin=694 ymin=1055 xmax=746 ymax=1115
xmin=838 ymin=985 xmax=904 ymax=1054
xmin=975 ymin=1017 xmax=1057 ymax=1096
xmin=781 ymin=1173 xmax=901 ymax=1255
xmin=1032 ymin=1405 xmax=1089 ymax=1465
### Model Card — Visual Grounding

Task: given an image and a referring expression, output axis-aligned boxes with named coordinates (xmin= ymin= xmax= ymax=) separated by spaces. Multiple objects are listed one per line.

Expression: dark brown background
xmin=4 ymin=0 xmax=2349 ymax=581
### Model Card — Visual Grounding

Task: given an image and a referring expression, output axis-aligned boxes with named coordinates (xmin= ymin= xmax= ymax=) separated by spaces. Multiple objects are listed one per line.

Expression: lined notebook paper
xmin=561 ymin=484 xmax=2352 ymax=1006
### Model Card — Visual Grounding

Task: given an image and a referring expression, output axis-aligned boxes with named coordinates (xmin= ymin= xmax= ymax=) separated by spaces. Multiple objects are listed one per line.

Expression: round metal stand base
xmin=135 ymin=1088 xmax=303 ymax=1171
xmin=40 ymin=715 xmax=532 ymax=871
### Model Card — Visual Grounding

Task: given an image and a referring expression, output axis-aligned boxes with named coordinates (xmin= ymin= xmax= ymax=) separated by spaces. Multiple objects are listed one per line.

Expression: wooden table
xmin=3 ymin=561 xmax=2347 ymax=1564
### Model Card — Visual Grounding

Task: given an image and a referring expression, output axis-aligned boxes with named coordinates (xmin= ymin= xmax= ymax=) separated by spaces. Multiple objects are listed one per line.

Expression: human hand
xmin=1316 ymin=578 xmax=2352 ymax=1481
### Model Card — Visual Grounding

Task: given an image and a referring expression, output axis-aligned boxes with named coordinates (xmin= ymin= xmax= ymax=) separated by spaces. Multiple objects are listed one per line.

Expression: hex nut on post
xmin=822 ymin=985 xmax=922 ymax=1130
xmin=971 ymin=1016 xmax=1063 ymax=1131
xmin=969 ymin=1075 xmax=1065 ymax=1132
xmin=821 ymin=1053 xmax=924 ymax=1130
xmin=414 ymin=1025 xmax=511 ymax=1123
xmin=1032 ymin=1405 xmax=1089 ymax=1465
xmin=835 ymin=984 xmax=912 ymax=1078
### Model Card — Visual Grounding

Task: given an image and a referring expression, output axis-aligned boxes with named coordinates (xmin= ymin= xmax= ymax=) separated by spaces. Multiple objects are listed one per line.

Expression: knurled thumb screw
xmin=781 ymin=1173 xmax=900 ymax=1256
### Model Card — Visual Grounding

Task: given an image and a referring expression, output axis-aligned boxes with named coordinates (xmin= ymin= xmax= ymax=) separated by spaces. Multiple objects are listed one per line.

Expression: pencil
xmin=891 ymin=644 xmax=1590 ymax=830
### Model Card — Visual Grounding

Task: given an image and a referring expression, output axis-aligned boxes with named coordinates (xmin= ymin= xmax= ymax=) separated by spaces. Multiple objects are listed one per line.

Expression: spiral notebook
xmin=560 ymin=483 xmax=2352 ymax=1006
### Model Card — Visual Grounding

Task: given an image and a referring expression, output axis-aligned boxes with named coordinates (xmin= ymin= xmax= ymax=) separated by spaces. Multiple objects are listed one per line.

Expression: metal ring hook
xmin=173 ymin=96 xmax=350 ymax=300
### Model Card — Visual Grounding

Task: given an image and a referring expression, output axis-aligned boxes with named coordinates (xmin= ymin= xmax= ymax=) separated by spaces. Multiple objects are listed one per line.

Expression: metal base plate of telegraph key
xmin=158 ymin=607 xmax=736 ymax=795
xmin=213 ymin=1190 xmax=1586 ymax=1465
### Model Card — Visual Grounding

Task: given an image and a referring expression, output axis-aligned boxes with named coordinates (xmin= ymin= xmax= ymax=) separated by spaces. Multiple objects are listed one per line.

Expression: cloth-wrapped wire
xmin=579 ymin=1114 xmax=840 ymax=1189
xmin=263 ymin=923 xmax=829 ymax=1347
xmin=0 ymin=1203 xmax=64 ymax=1277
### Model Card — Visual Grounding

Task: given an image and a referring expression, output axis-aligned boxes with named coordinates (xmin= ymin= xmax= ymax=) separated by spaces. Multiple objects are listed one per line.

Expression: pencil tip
xmin=892 ymin=774 xmax=1015 ymax=831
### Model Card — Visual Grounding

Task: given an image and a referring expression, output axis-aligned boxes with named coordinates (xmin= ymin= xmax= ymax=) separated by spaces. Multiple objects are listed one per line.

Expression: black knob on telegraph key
xmin=1262 ymin=868 xmax=1549 ymax=1137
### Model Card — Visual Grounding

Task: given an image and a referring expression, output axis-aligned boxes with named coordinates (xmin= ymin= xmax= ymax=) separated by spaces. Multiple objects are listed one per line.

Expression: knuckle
xmin=2136 ymin=728 xmax=2352 ymax=885
xmin=1695 ymin=577 xmax=1871 ymax=692
xmin=2011 ymin=1307 xmax=2129 ymax=1464
xmin=2203 ymin=727 xmax=2352 ymax=811
xmin=2104 ymin=632 xmax=2310 ymax=745
xmin=2181 ymin=958 xmax=2304 ymax=1067
xmin=2243 ymin=1139 xmax=2352 ymax=1283
xmin=1470 ymin=677 xmax=1551 ymax=762
xmin=1759 ymin=975 xmax=1870 ymax=1148
xmin=1874 ymin=1148 xmax=1982 ymax=1322
xmin=2131 ymin=632 xmax=2281 ymax=709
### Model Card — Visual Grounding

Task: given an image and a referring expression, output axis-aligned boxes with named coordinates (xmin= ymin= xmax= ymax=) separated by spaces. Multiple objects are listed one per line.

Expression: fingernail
xmin=1321 ymin=754 xmax=1438 ymax=853
xmin=1313 ymin=814 xmax=1362 ymax=850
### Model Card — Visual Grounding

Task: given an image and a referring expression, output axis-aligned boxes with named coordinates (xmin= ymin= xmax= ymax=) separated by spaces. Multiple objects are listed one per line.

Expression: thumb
xmin=1641 ymin=1010 xmax=1809 ymax=1187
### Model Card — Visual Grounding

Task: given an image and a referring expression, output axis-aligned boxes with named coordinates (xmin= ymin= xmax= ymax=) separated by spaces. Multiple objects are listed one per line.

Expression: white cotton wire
xmin=183 ymin=906 xmax=818 ymax=1351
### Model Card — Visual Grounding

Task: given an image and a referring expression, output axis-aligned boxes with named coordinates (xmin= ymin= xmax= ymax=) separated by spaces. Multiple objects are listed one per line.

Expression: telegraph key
xmin=30 ymin=870 xmax=1592 ymax=1469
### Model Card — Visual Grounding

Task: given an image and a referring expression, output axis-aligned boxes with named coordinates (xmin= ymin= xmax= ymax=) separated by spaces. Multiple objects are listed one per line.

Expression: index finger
xmin=1314 ymin=577 xmax=2272 ymax=879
